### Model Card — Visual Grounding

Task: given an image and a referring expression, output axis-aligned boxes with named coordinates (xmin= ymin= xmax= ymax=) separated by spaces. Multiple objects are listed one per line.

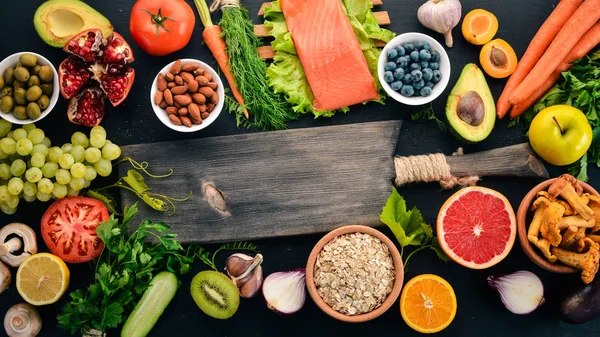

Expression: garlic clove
xmin=225 ymin=253 xmax=263 ymax=298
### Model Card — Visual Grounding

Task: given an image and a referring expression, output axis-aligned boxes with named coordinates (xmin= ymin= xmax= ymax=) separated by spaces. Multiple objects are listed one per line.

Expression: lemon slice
xmin=16 ymin=253 xmax=70 ymax=306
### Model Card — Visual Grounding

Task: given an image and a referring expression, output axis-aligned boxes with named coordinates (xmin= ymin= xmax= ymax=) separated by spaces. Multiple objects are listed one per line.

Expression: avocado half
xmin=34 ymin=0 xmax=113 ymax=48
xmin=446 ymin=63 xmax=495 ymax=143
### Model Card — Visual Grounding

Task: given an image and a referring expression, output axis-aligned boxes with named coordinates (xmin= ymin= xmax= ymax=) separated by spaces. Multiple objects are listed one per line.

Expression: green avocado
xmin=446 ymin=63 xmax=495 ymax=143
xmin=34 ymin=0 xmax=113 ymax=48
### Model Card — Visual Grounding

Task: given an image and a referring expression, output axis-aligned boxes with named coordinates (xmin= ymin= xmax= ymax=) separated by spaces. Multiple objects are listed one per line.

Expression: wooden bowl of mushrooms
xmin=517 ymin=174 xmax=600 ymax=283
xmin=306 ymin=225 xmax=404 ymax=323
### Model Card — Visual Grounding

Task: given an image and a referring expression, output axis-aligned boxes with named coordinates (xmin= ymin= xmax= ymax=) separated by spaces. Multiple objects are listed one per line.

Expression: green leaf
xmin=506 ymin=116 xmax=521 ymax=128
xmin=420 ymin=222 xmax=433 ymax=239
xmin=87 ymin=190 xmax=120 ymax=215
xmin=380 ymin=188 xmax=426 ymax=248
xmin=430 ymin=237 xmax=451 ymax=262
xmin=124 ymin=170 xmax=150 ymax=194
xmin=411 ymin=105 xmax=448 ymax=132
xmin=569 ymin=153 xmax=589 ymax=182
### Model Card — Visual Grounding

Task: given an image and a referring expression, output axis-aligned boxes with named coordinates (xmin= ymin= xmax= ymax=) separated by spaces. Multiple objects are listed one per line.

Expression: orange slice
xmin=16 ymin=253 xmax=70 ymax=306
xmin=400 ymin=274 xmax=457 ymax=334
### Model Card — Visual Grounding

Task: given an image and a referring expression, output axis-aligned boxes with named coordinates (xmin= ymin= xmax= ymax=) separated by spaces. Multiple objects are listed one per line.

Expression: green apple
xmin=529 ymin=105 xmax=592 ymax=166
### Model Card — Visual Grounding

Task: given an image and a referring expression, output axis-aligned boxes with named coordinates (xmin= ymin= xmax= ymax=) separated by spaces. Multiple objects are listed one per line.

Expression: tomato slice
xmin=41 ymin=196 xmax=109 ymax=263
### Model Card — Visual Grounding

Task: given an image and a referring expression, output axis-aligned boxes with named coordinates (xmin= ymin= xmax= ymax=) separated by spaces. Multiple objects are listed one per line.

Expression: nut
xmin=170 ymin=59 xmax=182 ymax=75
xmin=198 ymin=104 xmax=207 ymax=112
xmin=207 ymin=103 xmax=215 ymax=112
xmin=175 ymin=75 xmax=184 ymax=86
xmin=201 ymin=111 xmax=210 ymax=119
xmin=159 ymin=100 xmax=168 ymax=109
xmin=169 ymin=114 xmax=182 ymax=125
xmin=192 ymin=93 xmax=206 ymax=104
xmin=188 ymin=103 xmax=200 ymax=116
xmin=188 ymin=80 xmax=199 ymax=93
xmin=163 ymin=89 xmax=173 ymax=105
xmin=194 ymin=68 xmax=205 ymax=76
xmin=174 ymin=101 xmax=182 ymax=109
xmin=167 ymin=82 xmax=176 ymax=88
xmin=157 ymin=73 xmax=167 ymax=91
xmin=174 ymin=95 xmax=192 ymax=106
xmin=210 ymin=92 xmax=219 ymax=104
xmin=182 ymin=63 xmax=199 ymax=72
xmin=178 ymin=107 xmax=188 ymax=116
xmin=166 ymin=106 xmax=178 ymax=115
xmin=190 ymin=113 xmax=202 ymax=125
xmin=180 ymin=115 xmax=192 ymax=127
xmin=181 ymin=72 xmax=195 ymax=83
xmin=207 ymin=82 xmax=218 ymax=90
xmin=165 ymin=72 xmax=175 ymax=81
xmin=199 ymin=87 xmax=213 ymax=97
xmin=171 ymin=86 xmax=188 ymax=95
xmin=195 ymin=76 xmax=209 ymax=86
xmin=154 ymin=91 xmax=163 ymax=105
xmin=204 ymin=73 xmax=212 ymax=81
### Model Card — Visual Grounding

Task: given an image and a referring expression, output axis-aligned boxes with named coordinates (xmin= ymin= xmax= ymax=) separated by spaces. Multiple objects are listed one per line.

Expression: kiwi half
xmin=190 ymin=270 xmax=240 ymax=319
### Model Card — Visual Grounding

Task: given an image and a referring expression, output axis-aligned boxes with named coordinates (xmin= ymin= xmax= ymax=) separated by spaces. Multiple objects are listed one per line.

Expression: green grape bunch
xmin=0 ymin=120 xmax=121 ymax=215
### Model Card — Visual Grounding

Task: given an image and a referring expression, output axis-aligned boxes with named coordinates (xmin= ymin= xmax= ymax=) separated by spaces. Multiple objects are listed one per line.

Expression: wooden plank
xmin=446 ymin=143 xmax=549 ymax=178
xmin=119 ymin=120 xmax=402 ymax=244
xmin=258 ymin=0 xmax=383 ymax=16
xmin=254 ymin=12 xmax=390 ymax=37
xmin=258 ymin=40 xmax=387 ymax=59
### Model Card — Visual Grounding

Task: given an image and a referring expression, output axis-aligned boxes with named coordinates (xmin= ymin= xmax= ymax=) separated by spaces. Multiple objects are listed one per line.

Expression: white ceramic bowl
xmin=0 ymin=52 xmax=59 ymax=124
xmin=378 ymin=32 xmax=451 ymax=106
xmin=150 ymin=59 xmax=224 ymax=133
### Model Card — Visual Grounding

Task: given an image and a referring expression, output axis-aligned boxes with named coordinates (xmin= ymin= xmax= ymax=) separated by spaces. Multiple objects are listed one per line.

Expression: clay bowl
xmin=306 ymin=225 xmax=404 ymax=323
xmin=517 ymin=178 xmax=600 ymax=273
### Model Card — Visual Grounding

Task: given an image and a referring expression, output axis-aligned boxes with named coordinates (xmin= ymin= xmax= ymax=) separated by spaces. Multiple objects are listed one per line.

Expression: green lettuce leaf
xmin=263 ymin=0 xmax=394 ymax=117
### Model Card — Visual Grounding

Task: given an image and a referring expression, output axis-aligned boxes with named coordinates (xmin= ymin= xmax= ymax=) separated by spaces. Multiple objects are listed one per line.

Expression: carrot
xmin=508 ymin=0 xmax=600 ymax=106
xmin=509 ymin=21 xmax=600 ymax=118
xmin=496 ymin=0 xmax=583 ymax=119
xmin=193 ymin=0 xmax=249 ymax=119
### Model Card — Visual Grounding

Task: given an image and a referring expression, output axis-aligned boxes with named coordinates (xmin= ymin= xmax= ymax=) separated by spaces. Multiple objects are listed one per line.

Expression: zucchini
xmin=121 ymin=271 xmax=179 ymax=337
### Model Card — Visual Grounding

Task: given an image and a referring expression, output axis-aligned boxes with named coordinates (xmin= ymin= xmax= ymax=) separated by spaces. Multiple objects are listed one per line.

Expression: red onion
xmin=488 ymin=270 xmax=545 ymax=315
xmin=262 ymin=268 xmax=306 ymax=314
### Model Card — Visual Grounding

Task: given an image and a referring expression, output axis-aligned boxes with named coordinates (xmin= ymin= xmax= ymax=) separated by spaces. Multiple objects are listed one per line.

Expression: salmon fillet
xmin=280 ymin=0 xmax=379 ymax=111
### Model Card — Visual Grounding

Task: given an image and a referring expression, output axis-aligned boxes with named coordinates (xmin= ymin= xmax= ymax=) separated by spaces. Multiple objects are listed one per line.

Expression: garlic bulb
xmin=417 ymin=0 xmax=462 ymax=48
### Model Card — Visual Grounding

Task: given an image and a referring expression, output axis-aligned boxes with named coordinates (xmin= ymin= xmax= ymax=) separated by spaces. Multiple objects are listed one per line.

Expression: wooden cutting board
xmin=119 ymin=121 xmax=401 ymax=243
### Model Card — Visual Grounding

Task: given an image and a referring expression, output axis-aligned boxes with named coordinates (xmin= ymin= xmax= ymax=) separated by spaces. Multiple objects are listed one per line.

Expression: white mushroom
xmin=0 ymin=260 xmax=10 ymax=294
xmin=4 ymin=303 xmax=41 ymax=337
xmin=0 ymin=224 xmax=37 ymax=268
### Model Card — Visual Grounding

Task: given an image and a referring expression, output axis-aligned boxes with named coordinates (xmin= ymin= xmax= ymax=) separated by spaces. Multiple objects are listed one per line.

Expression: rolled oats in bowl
xmin=313 ymin=232 xmax=395 ymax=315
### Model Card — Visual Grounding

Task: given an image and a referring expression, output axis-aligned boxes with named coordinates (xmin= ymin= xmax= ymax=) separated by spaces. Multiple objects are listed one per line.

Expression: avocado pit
xmin=457 ymin=91 xmax=485 ymax=126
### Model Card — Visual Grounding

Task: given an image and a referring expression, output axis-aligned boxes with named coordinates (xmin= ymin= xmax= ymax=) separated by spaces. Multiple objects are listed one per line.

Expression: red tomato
xmin=129 ymin=0 xmax=196 ymax=56
xmin=41 ymin=197 xmax=109 ymax=263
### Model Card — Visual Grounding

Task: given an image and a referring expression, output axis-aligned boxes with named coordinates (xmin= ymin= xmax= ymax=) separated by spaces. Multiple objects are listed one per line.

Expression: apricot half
xmin=479 ymin=39 xmax=518 ymax=78
xmin=462 ymin=9 xmax=498 ymax=45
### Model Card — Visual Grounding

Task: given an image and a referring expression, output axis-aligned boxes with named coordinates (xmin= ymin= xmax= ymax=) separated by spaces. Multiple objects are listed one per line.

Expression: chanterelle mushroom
xmin=0 ymin=260 xmax=10 ymax=295
xmin=549 ymin=175 xmax=595 ymax=221
xmin=540 ymin=202 xmax=566 ymax=247
xmin=560 ymin=226 xmax=579 ymax=250
xmin=0 ymin=224 xmax=37 ymax=268
xmin=552 ymin=239 xmax=600 ymax=284
xmin=533 ymin=237 xmax=557 ymax=263
xmin=528 ymin=195 xmax=552 ymax=243
xmin=586 ymin=194 xmax=600 ymax=233
xmin=4 ymin=303 xmax=41 ymax=337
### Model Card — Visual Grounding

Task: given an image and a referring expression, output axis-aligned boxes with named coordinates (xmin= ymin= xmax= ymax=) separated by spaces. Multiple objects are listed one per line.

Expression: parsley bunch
xmin=57 ymin=203 xmax=199 ymax=335
xmin=380 ymin=189 xmax=449 ymax=271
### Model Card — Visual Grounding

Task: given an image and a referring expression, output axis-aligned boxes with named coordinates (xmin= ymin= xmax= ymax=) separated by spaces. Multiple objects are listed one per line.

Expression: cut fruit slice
xmin=16 ymin=253 xmax=70 ymax=306
xmin=437 ymin=186 xmax=517 ymax=269
xmin=400 ymin=274 xmax=457 ymax=334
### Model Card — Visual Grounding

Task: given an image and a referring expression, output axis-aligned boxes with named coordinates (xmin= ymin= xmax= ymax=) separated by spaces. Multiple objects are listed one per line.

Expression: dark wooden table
xmin=1 ymin=0 xmax=599 ymax=336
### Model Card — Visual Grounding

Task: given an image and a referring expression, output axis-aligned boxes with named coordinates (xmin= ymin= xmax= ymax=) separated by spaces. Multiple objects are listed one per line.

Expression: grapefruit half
xmin=437 ymin=186 xmax=516 ymax=269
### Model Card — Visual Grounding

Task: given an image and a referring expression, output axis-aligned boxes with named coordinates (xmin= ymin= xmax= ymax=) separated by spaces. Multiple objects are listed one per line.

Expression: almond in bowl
xmin=151 ymin=59 xmax=224 ymax=133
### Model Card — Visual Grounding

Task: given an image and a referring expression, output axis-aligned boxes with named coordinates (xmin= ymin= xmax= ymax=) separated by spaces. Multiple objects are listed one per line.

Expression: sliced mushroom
xmin=4 ymin=303 xmax=41 ymax=337
xmin=0 ymin=260 xmax=10 ymax=294
xmin=0 ymin=224 xmax=37 ymax=267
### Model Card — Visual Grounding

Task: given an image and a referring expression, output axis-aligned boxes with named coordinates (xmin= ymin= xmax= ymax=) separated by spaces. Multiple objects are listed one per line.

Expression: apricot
xmin=479 ymin=39 xmax=518 ymax=78
xmin=462 ymin=9 xmax=498 ymax=45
